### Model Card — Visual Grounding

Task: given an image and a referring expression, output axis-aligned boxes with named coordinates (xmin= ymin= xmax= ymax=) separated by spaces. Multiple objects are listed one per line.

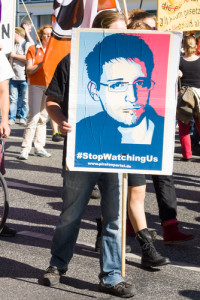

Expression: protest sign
xmin=0 ymin=0 xmax=16 ymax=54
xmin=67 ymin=29 xmax=182 ymax=174
xmin=157 ymin=0 xmax=200 ymax=31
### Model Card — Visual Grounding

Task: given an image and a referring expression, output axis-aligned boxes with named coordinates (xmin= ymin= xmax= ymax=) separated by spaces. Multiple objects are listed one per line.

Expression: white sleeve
xmin=25 ymin=42 xmax=32 ymax=54
xmin=0 ymin=52 xmax=14 ymax=82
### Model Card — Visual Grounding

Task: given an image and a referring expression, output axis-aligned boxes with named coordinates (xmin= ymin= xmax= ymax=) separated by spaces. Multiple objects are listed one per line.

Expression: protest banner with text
xmin=157 ymin=0 xmax=200 ymax=31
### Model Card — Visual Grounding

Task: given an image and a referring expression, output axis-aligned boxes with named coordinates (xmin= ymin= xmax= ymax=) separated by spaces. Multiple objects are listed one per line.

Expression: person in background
xmin=17 ymin=19 xmax=35 ymax=117
xmin=126 ymin=9 xmax=194 ymax=244
xmin=178 ymin=35 xmax=200 ymax=160
xmin=18 ymin=25 xmax=53 ymax=160
xmin=8 ymin=27 xmax=31 ymax=126
xmin=128 ymin=10 xmax=157 ymax=29
xmin=50 ymin=118 xmax=64 ymax=142
xmin=21 ymin=19 xmax=35 ymax=45
xmin=0 ymin=50 xmax=16 ymax=237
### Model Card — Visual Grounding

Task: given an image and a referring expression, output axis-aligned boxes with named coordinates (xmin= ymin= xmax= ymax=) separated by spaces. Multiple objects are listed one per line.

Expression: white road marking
xmin=17 ymin=230 xmax=200 ymax=273
xmin=7 ymin=136 xmax=23 ymax=141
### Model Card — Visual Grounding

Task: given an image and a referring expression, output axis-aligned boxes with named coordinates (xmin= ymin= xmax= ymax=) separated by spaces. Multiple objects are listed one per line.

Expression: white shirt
xmin=0 ymin=52 xmax=14 ymax=82
xmin=12 ymin=40 xmax=31 ymax=81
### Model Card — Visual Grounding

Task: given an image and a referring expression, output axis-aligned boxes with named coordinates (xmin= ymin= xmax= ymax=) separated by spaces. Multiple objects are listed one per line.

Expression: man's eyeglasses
xmin=100 ymin=78 xmax=155 ymax=93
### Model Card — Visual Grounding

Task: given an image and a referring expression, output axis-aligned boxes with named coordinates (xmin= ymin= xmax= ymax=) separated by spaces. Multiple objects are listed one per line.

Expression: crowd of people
xmin=0 ymin=7 xmax=199 ymax=299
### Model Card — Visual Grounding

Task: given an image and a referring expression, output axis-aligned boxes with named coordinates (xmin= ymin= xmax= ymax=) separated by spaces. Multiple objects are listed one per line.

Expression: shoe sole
xmin=99 ymin=286 xmax=136 ymax=298
xmin=43 ymin=277 xmax=60 ymax=287
xmin=35 ymin=154 xmax=51 ymax=158
xmin=164 ymin=236 xmax=194 ymax=244
xmin=142 ymin=259 xmax=171 ymax=268
xmin=52 ymin=139 xmax=63 ymax=142
xmin=18 ymin=156 xmax=28 ymax=160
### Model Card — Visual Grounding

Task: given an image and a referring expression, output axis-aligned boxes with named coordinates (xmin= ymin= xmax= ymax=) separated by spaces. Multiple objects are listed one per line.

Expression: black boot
xmin=95 ymin=218 xmax=102 ymax=253
xmin=136 ymin=228 xmax=170 ymax=268
xmin=95 ymin=218 xmax=132 ymax=253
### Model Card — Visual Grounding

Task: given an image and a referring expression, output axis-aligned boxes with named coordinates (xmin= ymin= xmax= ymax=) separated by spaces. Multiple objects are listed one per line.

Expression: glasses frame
xmin=100 ymin=77 xmax=155 ymax=93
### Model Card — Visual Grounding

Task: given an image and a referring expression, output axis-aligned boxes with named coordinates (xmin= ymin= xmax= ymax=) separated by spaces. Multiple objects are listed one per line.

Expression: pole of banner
xmin=121 ymin=173 xmax=127 ymax=277
xmin=16 ymin=0 xmax=20 ymax=27
xmin=20 ymin=0 xmax=44 ymax=51
xmin=122 ymin=0 xmax=128 ymax=23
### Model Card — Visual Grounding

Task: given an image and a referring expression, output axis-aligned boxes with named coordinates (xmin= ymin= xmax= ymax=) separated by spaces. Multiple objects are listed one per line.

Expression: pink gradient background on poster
xmin=131 ymin=33 xmax=171 ymax=117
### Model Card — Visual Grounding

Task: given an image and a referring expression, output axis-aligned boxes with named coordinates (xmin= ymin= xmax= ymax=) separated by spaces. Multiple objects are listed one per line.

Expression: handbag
xmin=176 ymin=85 xmax=196 ymax=124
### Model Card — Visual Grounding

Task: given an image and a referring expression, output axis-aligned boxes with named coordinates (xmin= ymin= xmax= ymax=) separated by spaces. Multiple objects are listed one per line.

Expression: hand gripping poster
xmin=67 ymin=29 xmax=182 ymax=174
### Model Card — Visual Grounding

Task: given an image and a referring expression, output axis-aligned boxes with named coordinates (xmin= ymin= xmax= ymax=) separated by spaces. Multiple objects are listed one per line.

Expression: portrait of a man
xmin=67 ymin=30 xmax=181 ymax=172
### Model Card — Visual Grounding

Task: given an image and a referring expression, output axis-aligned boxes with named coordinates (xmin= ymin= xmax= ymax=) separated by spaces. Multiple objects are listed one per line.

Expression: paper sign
xmin=157 ymin=0 xmax=200 ymax=31
xmin=67 ymin=29 xmax=182 ymax=174
xmin=0 ymin=0 xmax=16 ymax=54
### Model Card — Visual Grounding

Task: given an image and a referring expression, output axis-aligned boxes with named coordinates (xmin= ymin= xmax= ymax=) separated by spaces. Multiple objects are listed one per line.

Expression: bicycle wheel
xmin=0 ymin=173 xmax=9 ymax=233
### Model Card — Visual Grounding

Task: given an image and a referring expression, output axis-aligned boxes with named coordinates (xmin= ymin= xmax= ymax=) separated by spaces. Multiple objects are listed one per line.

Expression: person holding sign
xmin=0 ymin=51 xmax=16 ymax=237
xmin=43 ymin=11 xmax=136 ymax=299
xmin=127 ymin=9 xmax=194 ymax=244
xmin=92 ymin=10 xmax=169 ymax=268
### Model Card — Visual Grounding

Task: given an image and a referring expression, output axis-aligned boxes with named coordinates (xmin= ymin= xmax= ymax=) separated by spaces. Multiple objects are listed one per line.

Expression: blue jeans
xmin=9 ymin=79 xmax=29 ymax=122
xmin=50 ymin=170 xmax=123 ymax=286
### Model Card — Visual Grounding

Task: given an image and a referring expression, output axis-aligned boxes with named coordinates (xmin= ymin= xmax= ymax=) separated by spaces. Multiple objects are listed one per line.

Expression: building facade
xmin=19 ymin=0 xmax=53 ymax=29
xmin=120 ymin=0 xmax=156 ymax=11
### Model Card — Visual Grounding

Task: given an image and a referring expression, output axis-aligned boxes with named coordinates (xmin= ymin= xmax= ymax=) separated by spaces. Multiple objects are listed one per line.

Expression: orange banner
xmin=98 ymin=0 xmax=117 ymax=11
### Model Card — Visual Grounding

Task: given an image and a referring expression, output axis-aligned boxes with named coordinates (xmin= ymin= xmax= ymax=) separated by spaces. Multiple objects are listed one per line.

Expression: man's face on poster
xmin=96 ymin=58 xmax=153 ymax=127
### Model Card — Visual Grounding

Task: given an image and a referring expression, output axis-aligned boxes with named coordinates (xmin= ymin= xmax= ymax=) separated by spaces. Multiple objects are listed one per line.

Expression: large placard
xmin=0 ymin=0 xmax=16 ymax=54
xmin=67 ymin=29 xmax=182 ymax=174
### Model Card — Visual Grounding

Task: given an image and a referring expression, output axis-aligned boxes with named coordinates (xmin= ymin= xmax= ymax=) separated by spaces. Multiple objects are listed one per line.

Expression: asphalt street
xmin=0 ymin=121 xmax=199 ymax=300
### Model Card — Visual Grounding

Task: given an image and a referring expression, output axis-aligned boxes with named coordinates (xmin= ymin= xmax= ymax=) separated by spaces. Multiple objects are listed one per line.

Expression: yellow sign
xmin=157 ymin=0 xmax=200 ymax=31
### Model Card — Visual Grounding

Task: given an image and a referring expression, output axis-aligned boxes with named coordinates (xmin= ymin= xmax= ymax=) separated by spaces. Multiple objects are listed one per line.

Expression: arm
xmin=22 ymin=24 xmax=35 ymax=45
xmin=0 ymin=80 xmax=10 ymax=138
xmin=10 ymin=52 xmax=26 ymax=63
xmin=26 ymin=58 xmax=43 ymax=76
xmin=46 ymin=96 xmax=72 ymax=135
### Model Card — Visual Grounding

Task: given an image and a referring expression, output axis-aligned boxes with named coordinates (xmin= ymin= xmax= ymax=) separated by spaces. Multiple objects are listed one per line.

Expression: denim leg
xmin=19 ymin=81 xmax=29 ymax=121
xmin=98 ymin=173 xmax=123 ymax=286
xmin=50 ymin=170 xmax=99 ymax=270
xmin=9 ymin=80 xmax=19 ymax=122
